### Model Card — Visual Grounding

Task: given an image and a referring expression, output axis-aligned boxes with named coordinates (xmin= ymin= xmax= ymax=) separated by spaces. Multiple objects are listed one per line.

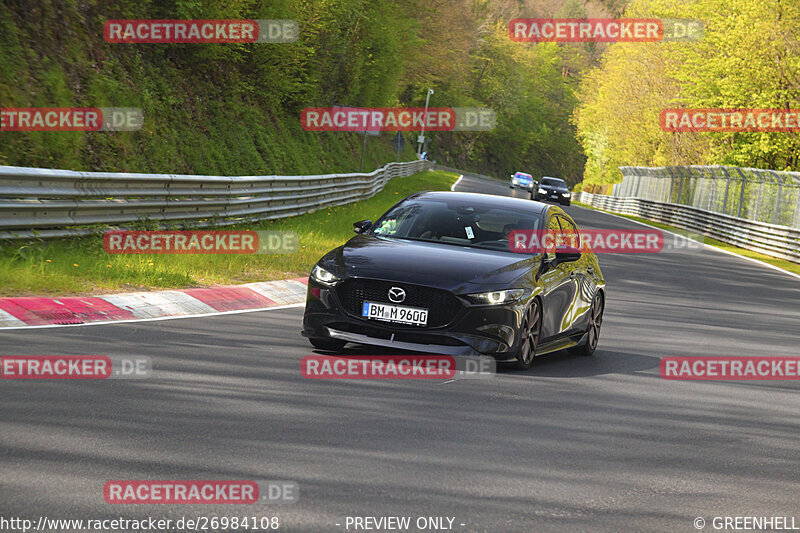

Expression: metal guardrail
xmin=0 ymin=160 xmax=432 ymax=240
xmin=616 ymin=165 xmax=800 ymax=229
xmin=576 ymin=191 xmax=800 ymax=263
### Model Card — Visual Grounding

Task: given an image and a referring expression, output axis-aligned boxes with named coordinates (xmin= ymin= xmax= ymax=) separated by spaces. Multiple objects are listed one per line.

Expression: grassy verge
xmin=574 ymin=201 xmax=800 ymax=276
xmin=0 ymin=170 xmax=458 ymax=297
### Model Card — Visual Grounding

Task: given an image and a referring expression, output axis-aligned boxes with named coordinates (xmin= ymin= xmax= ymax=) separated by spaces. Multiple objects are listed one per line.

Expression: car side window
xmin=556 ymin=216 xmax=581 ymax=250
xmin=545 ymin=215 xmax=562 ymax=261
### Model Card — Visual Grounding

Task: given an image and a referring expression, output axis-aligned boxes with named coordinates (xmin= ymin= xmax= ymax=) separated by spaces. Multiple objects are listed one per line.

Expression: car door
xmin=557 ymin=214 xmax=595 ymax=335
xmin=538 ymin=213 xmax=577 ymax=342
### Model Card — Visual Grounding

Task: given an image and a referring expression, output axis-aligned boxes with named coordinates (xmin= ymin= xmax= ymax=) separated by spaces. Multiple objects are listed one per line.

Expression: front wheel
xmin=570 ymin=292 xmax=604 ymax=356
xmin=513 ymin=300 xmax=542 ymax=370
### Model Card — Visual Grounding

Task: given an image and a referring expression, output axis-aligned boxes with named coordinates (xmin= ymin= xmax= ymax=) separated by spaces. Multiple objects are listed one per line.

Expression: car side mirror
xmin=353 ymin=220 xmax=372 ymax=234
xmin=554 ymin=245 xmax=582 ymax=265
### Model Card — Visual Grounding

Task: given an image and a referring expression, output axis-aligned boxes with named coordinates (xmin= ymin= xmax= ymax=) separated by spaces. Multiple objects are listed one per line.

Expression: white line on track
xmin=450 ymin=175 xmax=463 ymax=191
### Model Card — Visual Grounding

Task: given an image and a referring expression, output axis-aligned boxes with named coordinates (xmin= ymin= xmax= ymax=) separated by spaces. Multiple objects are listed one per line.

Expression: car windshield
xmin=515 ymin=173 xmax=532 ymax=179
xmin=369 ymin=198 xmax=541 ymax=252
xmin=541 ymin=177 xmax=567 ymax=187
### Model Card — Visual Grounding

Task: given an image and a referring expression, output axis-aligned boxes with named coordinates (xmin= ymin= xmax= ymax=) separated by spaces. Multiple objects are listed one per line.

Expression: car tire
xmin=309 ymin=337 xmax=347 ymax=351
xmin=563 ymin=200 xmax=571 ymax=206
xmin=513 ymin=299 xmax=542 ymax=370
xmin=569 ymin=292 xmax=604 ymax=356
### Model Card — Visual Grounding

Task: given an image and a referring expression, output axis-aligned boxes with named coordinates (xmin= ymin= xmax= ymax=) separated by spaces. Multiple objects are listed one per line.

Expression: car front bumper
xmin=301 ymin=282 xmax=525 ymax=361
xmin=539 ymin=192 xmax=570 ymax=202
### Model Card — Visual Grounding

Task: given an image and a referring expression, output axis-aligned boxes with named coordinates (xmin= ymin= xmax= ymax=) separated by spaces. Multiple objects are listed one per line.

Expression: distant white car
xmin=510 ymin=172 xmax=534 ymax=191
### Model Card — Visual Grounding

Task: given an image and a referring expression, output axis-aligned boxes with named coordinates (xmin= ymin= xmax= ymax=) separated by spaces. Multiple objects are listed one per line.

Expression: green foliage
xmin=576 ymin=0 xmax=800 ymax=186
xmin=0 ymin=0 xmax=419 ymax=174
xmin=0 ymin=0 xmax=601 ymax=184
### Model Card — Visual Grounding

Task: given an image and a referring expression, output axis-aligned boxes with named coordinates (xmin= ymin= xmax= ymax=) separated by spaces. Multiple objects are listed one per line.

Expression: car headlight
xmin=538 ymin=188 xmax=547 ymax=195
xmin=465 ymin=289 xmax=526 ymax=305
xmin=310 ymin=265 xmax=341 ymax=286
xmin=562 ymin=192 xmax=571 ymax=197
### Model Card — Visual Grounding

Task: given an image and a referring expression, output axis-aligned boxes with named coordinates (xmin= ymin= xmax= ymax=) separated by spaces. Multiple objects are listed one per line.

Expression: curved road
xmin=1 ymin=173 xmax=799 ymax=532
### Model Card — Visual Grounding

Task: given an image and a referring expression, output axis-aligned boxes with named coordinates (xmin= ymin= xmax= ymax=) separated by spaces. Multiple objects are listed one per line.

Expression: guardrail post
xmin=736 ymin=168 xmax=746 ymax=218
xmin=676 ymin=169 xmax=684 ymax=205
xmin=666 ymin=167 xmax=675 ymax=202
xmin=706 ymin=172 xmax=714 ymax=211
xmin=755 ymin=180 xmax=763 ymax=221
xmin=773 ymin=177 xmax=783 ymax=225
xmin=721 ymin=168 xmax=731 ymax=215
xmin=794 ymin=188 xmax=800 ymax=228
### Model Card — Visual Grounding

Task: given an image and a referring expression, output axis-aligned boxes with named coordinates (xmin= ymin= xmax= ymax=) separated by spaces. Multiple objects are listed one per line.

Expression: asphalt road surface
xmin=1 ymin=172 xmax=799 ymax=532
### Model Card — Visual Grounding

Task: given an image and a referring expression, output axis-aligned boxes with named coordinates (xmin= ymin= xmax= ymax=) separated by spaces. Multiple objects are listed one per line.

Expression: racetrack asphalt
xmin=1 ymin=172 xmax=798 ymax=532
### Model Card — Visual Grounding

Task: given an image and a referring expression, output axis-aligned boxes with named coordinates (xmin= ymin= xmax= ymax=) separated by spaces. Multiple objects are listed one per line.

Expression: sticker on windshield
xmin=465 ymin=226 xmax=474 ymax=239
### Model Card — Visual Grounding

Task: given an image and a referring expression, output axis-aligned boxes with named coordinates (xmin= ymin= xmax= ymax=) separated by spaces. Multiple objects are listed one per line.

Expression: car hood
xmin=325 ymin=235 xmax=536 ymax=290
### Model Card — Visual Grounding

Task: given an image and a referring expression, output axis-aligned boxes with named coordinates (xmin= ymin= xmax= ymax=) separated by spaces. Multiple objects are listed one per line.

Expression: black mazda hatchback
xmin=301 ymin=191 xmax=605 ymax=369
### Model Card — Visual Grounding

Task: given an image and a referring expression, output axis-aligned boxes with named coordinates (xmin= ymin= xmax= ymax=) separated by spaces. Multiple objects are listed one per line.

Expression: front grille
xmin=336 ymin=278 xmax=462 ymax=328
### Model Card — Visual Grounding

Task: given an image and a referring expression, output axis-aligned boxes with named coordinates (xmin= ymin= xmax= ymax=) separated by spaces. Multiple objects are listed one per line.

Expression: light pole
xmin=417 ymin=88 xmax=434 ymax=157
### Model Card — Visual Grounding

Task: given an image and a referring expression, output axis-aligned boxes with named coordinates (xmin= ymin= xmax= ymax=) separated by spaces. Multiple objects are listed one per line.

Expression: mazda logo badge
xmin=388 ymin=287 xmax=406 ymax=303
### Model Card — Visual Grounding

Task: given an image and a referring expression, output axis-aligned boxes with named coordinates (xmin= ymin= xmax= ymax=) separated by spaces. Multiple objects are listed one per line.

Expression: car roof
xmin=410 ymin=191 xmax=548 ymax=214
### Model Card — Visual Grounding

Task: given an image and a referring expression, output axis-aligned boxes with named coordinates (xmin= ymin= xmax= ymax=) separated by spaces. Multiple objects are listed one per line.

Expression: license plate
xmin=361 ymin=301 xmax=428 ymax=326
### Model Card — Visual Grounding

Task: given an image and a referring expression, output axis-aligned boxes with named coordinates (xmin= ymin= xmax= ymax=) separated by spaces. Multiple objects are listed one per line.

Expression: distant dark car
xmin=301 ymin=191 xmax=605 ymax=369
xmin=535 ymin=177 xmax=571 ymax=206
